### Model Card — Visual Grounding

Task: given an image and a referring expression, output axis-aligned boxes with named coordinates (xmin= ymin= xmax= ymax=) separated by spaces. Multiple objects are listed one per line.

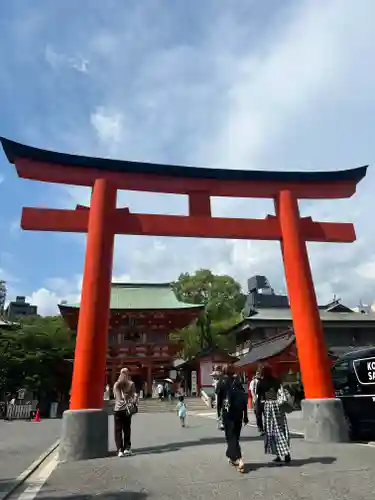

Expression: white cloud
xmin=28 ymin=272 xmax=133 ymax=316
xmin=27 ymin=274 xmax=83 ymax=316
xmin=44 ymin=44 xmax=89 ymax=73
xmin=355 ymin=259 xmax=375 ymax=281
xmin=28 ymin=288 xmax=70 ymax=316
xmin=201 ymin=0 xmax=353 ymax=169
xmin=0 ymin=267 xmax=19 ymax=284
xmin=90 ymin=107 xmax=125 ymax=146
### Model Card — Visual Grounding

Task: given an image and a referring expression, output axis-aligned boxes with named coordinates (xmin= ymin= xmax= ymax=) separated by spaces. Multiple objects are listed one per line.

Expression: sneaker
xmin=124 ymin=449 xmax=133 ymax=456
xmin=117 ymin=451 xmax=124 ymax=457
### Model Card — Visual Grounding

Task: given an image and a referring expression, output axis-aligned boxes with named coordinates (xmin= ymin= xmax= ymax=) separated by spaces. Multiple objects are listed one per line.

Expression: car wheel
xmin=345 ymin=415 xmax=359 ymax=441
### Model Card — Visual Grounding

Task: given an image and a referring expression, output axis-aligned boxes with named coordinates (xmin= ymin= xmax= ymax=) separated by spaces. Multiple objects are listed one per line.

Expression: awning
xmin=235 ymin=333 xmax=295 ymax=368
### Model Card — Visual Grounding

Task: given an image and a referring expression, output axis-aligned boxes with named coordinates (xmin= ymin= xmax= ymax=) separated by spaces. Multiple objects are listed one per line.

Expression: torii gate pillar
xmin=278 ymin=190 xmax=349 ymax=442
xmin=60 ymin=178 xmax=117 ymax=462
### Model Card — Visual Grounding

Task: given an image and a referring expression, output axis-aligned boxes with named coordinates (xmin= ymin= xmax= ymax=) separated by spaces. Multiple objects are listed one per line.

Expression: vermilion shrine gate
xmin=0 ymin=137 xmax=367 ymax=459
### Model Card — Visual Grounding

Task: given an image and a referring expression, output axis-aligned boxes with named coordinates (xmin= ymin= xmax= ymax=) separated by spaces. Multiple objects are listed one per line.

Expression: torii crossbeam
xmin=0 ymin=136 xmax=367 ymax=456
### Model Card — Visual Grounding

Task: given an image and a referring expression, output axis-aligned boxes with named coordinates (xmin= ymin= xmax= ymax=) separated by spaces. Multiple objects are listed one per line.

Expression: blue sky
xmin=1 ymin=0 xmax=375 ymax=315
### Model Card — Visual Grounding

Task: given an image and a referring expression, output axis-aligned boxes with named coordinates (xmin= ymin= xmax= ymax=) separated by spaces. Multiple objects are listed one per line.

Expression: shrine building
xmin=59 ymin=282 xmax=203 ymax=394
xmin=222 ymin=275 xmax=375 ymax=378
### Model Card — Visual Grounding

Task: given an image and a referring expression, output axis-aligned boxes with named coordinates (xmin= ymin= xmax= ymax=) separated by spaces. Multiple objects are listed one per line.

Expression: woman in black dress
xmin=216 ymin=364 xmax=248 ymax=472
xmin=256 ymin=365 xmax=291 ymax=464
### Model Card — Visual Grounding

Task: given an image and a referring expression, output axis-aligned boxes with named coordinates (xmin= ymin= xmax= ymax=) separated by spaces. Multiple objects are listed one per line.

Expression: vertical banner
xmin=191 ymin=371 xmax=197 ymax=395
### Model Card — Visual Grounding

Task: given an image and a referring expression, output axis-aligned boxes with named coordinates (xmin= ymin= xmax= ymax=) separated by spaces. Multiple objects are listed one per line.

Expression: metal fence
xmin=6 ymin=404 xmax=32 ymax=420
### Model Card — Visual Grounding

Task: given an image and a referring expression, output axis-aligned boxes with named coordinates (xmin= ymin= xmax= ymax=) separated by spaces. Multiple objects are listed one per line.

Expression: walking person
xmin=249 ymin=369 xmax=264 ymax=434
xmin=113 ymin=368 xmax=139 ymax=457
xmin=213 ymin=365 xmax=224 ymax=430
xmin=175 ymin=395 xmax=187 ymax=427
xmin=216 ymin=364 xmax=248 ymax=473
xmin=256 ymin=365 xmax=291 ymax=464
xmin=157 ymin=382 xmax=164 ymax=401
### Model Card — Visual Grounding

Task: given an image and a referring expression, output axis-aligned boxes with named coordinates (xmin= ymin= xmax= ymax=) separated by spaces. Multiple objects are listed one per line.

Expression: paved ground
xmin=32 ymin=412 xmax=375 ymax=500
xmin=192 ymin=408 xmax=306 ymax=433
xmin=0 ymin=418 xmax=61 ymax=495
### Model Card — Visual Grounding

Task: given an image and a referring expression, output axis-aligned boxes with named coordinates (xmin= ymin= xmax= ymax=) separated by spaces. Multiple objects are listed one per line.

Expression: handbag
xmin=123 ymin=400 xmax=138 ymax=417
xmin=121 ymin=389 xmax=138 ymax=417
xmin=277 ymin=385 xmax=294 ymax=414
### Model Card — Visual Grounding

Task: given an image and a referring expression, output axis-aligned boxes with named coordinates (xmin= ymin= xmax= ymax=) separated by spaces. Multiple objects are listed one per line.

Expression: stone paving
xmin=34 ymin=412 xmax=375 ymax=500
xmin=0 ymin=418 xmax=61 ymax=496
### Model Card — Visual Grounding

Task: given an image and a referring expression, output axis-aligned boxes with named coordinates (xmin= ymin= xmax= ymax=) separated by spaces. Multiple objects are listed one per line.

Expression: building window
xmin=123 ymin=331 xmax=141 ymax=342
xmin=121 ymin=316 xmax=137 ymax=327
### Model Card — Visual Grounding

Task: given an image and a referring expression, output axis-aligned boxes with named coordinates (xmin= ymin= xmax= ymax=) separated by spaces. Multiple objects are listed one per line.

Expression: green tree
xmin=171 ymin=269 xmax=246 ymax=357
xmin=0 ymin=315 xmax=75 ymax=397
xmin=0 ymin=279 xmax=6 ymax=314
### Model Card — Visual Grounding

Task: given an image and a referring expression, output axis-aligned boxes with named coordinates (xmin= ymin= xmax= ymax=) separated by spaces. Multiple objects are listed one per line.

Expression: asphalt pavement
xmin=0 ymin=418 xmax=61 ymax=497
xmin=31 ymin=412 xmax=375 ymax=500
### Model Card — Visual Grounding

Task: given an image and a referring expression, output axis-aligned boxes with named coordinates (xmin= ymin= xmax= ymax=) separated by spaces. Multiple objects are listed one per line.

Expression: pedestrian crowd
xmin=214 ymin=362 xmax=293 ymax=472
xmin=112 ymin=363 xmax=293 ymax=471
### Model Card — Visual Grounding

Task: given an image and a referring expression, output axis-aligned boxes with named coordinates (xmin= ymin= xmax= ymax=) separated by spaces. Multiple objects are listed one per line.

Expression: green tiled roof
xmin=64 ymin=283 xmax=204 ymax=310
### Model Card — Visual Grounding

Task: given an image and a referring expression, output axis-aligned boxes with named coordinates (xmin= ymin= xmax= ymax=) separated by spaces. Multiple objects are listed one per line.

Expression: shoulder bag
xmin=277 ymin=385 xmax=294 ymax=414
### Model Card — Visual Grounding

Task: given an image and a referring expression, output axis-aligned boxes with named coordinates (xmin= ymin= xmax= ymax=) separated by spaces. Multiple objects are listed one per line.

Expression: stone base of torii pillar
xmin=59 ymin=409 xmax=108 ymax=462
xmin=302 ymin=398 xmax=349 ymax=443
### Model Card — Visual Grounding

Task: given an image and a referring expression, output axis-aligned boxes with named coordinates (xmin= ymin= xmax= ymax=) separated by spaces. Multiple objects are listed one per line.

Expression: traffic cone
xmin=33 ymin=409 xmax=41 ymax=422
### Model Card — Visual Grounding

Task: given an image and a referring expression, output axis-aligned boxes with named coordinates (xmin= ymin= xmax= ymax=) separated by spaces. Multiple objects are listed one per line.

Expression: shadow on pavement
xmin=243 ymin=455 xmax=337 ymax=474
xmin=0 ymin=477 xmax=18 ymax=495
xmin=109 ymin=433 xmax=266 ymax=457
xmin=38 ymin=493 xmax=148 ymax=500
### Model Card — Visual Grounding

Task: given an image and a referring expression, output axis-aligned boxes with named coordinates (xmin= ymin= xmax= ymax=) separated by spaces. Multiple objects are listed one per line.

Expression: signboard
xmin=191 ymin=370 xmax=197 ymax=395
xmin=200 ymin=361 xmax=213 ymax=387
xmin=353 ymin=357 xmax=375 ymax=385
xmin=49 ymin=402 xmax=58 ymax=419
xmin=17 ymin=388 xmax=26 ymax=400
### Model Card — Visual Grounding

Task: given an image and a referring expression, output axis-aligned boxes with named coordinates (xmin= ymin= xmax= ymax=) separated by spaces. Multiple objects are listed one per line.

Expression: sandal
xmin=237 ymin=459 xmax=245 ymax=473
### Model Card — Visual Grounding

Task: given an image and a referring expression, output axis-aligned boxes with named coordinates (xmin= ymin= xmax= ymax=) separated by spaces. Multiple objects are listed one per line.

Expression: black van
xmin=331 ymin=346 xmax=375 ymax=439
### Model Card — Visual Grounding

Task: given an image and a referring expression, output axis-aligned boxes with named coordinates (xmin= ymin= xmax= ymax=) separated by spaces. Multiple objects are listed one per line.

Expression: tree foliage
xmin=0 ymin=279 xmax=6 ymax=313
xmin=171 ymin=269 xmax=246 ymax=358
xmin=0 ymin=315 xmax=75 ymax=397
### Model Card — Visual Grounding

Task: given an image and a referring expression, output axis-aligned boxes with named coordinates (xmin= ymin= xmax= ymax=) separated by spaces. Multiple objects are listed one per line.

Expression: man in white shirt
xmin=249 ymin=371 xmax=264 ymax=433
xmin=212 ymin=365 xmax=225 ymax=430
xmin=157 ymin=383 xmax=164 ymax=401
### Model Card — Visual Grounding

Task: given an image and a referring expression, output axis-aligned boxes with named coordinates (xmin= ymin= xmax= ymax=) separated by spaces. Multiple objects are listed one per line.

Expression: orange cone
xmin=33 ymin=409 xmax=41 ymax=422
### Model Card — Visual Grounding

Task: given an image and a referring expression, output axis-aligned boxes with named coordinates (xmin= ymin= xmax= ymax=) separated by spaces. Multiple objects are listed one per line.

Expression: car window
xmin=331 ymin=360 xmax=351 ymax=387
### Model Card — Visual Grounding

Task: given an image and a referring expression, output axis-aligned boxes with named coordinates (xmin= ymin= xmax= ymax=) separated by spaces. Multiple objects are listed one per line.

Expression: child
xmin=176 ymin=395 xmax=187 ymax=427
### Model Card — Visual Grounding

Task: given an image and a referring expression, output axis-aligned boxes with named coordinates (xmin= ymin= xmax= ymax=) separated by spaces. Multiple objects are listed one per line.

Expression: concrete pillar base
xmin=302 ymin=398 xmax=349 ymax=443
xmin=59 ymin=409 xmax=108 ymax=462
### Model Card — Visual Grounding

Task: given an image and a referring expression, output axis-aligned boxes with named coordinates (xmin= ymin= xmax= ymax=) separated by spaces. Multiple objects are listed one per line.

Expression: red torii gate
xmin=0 ymin=137 xmax=367 ymax=456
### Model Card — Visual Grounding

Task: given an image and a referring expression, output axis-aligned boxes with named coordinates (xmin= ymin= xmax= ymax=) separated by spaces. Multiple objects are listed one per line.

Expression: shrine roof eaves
xmin=59 ymin=282 xmax=204 ymax=311
xmin=244 ymin=308 xmax=375 ymax=323
xmin=0 ymin=137 xmax=368 ymax=184
xmin=235 ymin=332 xmax=295 ymax=368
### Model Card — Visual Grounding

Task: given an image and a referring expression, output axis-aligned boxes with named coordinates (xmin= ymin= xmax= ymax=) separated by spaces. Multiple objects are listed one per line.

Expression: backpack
xmin=224 ymin=379 xmax=247 ymax=415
